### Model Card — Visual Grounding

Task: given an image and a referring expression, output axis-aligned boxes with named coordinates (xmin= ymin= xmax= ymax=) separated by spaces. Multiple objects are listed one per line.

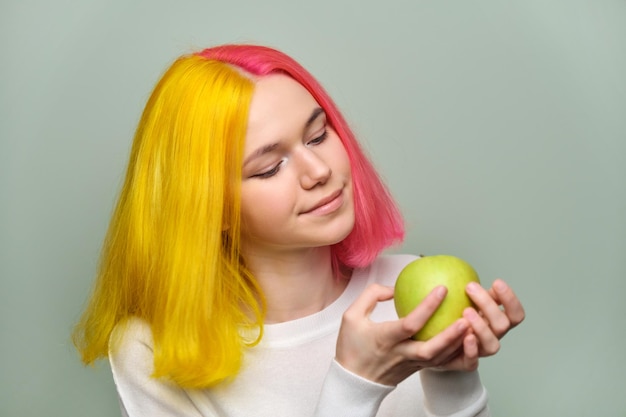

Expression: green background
xmin=2 ymin=0 xmax=625 ymax=415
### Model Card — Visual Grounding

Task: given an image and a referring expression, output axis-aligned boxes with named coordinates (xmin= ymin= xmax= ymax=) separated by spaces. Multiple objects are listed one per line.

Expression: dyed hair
xmin=73 ymin=44 xmax=404 ymax=388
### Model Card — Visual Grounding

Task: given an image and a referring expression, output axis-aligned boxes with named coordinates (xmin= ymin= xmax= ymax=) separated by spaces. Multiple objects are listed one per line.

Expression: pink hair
xmin=197 ymin=44 xmax=404 ymax=269
xmin=74 ymin=45 xmax=406 ymax=388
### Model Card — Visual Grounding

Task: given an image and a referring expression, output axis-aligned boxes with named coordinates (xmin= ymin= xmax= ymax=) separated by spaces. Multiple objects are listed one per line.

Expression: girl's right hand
xmin=335 ymin=284 xmax=475 ymax=386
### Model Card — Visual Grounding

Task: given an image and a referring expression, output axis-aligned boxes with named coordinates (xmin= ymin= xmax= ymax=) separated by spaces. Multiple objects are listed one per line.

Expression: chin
xmin=328 ymin=215 xmax=355 ymax=245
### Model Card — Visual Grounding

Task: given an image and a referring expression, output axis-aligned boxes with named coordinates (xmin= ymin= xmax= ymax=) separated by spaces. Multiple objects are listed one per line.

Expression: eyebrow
xmin=305 ymin=107 xmax=325 ymax=128
xmin=243 ymin=107 xmax=326 ymax=167
xmin=243 ymin=143 xmax=280 ymax=167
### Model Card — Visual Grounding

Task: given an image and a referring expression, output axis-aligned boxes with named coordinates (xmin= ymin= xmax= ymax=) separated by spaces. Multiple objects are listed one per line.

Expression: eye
xmin=252 ymin=159 xmax=285 ymax=179
xmin=307 ymin=130 xmax=328 ymax=147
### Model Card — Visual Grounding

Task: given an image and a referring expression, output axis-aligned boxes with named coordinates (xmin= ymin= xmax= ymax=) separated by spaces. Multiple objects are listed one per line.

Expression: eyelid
xmin=307 ymin=130 xmax=328 ymax=146
xmin=251 ymin=158 xmax=286 ymax=179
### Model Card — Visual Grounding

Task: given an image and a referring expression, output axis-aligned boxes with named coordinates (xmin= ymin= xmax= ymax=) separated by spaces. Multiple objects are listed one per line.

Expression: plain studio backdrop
xmin=1 ymin=1 xmax=625 ymax=416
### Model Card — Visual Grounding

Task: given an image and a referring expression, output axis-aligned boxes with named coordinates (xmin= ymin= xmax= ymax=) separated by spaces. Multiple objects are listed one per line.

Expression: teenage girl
xmin=73 ymin=44 xmax=525 ymax=417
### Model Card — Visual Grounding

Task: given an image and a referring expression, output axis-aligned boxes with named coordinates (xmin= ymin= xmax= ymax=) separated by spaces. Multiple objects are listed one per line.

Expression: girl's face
xmin=239 ymin=74 xmax=354 ymax=256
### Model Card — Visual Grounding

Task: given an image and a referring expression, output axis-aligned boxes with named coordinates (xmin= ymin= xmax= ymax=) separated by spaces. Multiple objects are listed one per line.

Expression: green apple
xmin=394 ymin=255 xmax=480 ymax=341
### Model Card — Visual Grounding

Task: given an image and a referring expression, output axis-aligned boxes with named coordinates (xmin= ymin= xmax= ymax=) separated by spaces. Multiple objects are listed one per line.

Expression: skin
xmin=240 ymin=74 xmax=354 ymax=323
xmin=240 ymin=74 xmax=526 ymax=384
xmin=336 ymin=279 xmax=525 ymax=385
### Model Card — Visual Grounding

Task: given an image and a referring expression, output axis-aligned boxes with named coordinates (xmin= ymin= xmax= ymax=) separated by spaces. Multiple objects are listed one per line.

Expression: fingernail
xmin=464 ymin=309 xmax=479 ymax=321
xmin=457 ymin=320 xmax=468 ymax=333
xmin=435 ymin=286 xmax=447 ymax=299
xmin=466 ymin=282 xmax=480 ymax=293
xmin=494 ymin=280 xmax=508 ymax=293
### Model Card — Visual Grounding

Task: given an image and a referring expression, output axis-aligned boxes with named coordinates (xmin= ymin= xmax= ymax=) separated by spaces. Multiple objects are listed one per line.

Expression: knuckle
xmin=485 ymin=341 xmax=501 ymax=356
xmin=491 ymin=316 xmax=511 ymax=336
xmin=366 ymin=283 xmax=383 ymax=294
xmin=341 ymin=309 xmax=358 ymax=325
xmin=512 ymin=310 xmax=526 ymax=326
xmin=400 ymin=319 xmax=419 ymax=335
xmin=414 ymin=347 xmax=436 ymax=362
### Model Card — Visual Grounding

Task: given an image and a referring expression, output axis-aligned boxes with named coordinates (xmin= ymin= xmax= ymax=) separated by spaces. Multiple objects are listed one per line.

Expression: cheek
xmin=330 ymin=136 xmax=352 ymax=179
xmin=240 ymin=184 xmax=294 ymax=230
xmin=340 ymin=151 xmax=352 ymax=179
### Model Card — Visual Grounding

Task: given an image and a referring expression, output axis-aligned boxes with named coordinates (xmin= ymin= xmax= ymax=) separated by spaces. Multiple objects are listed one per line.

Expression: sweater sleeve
xmin=313 ymin=362 xmax=489 ymax=417
xmin=108 ymin=319 xmax=210 ymax=417
xmin=420 ymin=369 xmax=489 ymax=417
xmin=313 ymin=359 xmax=395 ymax=417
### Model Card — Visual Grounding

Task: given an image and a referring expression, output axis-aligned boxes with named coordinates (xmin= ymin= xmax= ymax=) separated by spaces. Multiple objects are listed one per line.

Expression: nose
xmin=298 ymin=148 xmax=331 ymax=189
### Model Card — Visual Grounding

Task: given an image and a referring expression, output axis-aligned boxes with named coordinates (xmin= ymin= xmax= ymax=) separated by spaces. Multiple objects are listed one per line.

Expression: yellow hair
xmin=73 ymin=55 xmax=264 ymax=388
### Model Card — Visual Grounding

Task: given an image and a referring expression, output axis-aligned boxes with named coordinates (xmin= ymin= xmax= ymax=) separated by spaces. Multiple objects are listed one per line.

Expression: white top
xmin=109 ymin=254 xmax=489 ymax=416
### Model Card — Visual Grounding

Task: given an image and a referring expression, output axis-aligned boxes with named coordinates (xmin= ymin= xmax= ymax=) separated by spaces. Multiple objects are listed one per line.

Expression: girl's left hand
xmin=437 ymin=278 xmax=525 ymax=371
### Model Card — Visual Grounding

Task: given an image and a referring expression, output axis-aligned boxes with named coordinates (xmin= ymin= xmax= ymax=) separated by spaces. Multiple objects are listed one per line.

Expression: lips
xmin=301 ymin=189 xmax=343 ymax=215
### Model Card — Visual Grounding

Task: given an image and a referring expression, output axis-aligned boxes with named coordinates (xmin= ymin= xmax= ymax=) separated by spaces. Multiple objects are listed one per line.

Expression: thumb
xmin=346 ymin=283 xmax=394 ymax=318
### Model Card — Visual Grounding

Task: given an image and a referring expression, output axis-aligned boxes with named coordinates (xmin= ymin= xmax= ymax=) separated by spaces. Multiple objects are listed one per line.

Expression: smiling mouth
xmin=301 ymin=189 xmax=344 ymax=215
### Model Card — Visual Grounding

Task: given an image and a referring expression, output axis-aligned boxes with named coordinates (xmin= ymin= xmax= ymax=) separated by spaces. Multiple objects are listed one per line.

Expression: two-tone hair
xmin=73 ymin=44 xmax=404 ymax=388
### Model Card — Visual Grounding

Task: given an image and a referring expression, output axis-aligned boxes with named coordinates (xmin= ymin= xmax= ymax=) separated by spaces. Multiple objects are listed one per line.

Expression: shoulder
xmin=111 ymin=316 xmax=154 ymax=350
xmin=108 ymin=318 xmax=204 ymax=415
xmin=360 ymin=254 xmax=420 ymax=287
xmin=109 ymin=317 xmax=155 ymax=376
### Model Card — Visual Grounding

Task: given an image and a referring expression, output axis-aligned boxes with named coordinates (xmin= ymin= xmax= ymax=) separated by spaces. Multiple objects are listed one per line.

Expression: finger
xmin=401 ymin=317 xmax=469 ymax=365
xmin=487 ymin=287 xmax=500 ymax=304
xmin=492 ymin=279 xmax=526 ymax=327
xmin=466 ymin=282 xmax=511 ymax=337
xmin=462 ymin=333 xmax=479 ymax=371
xmin=404 ymin=319 xmax=470 ymax=370
xmin=345 ymin=284 xmax=394 ymax=319
xmin=463 ymin=307 xmax=500 ymax=356
xmin=427 ymin=319 xmax=470 ymax=364
xmin=385 ymin=286 xmax=448 ymax=342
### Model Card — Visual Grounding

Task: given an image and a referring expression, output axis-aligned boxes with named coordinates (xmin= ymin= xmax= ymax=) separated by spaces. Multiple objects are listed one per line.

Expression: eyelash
xmin=254 ymin=160 xmax=284 ymax=179
xmin=307 ymin=130 xmax=328 ymax=147
xmin=253 ymin=130 xmax=328 ymax=179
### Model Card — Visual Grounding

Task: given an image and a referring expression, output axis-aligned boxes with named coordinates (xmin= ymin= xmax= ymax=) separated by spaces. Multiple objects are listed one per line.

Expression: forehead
xmin=246 ymin=74 xmax=320 ymax=140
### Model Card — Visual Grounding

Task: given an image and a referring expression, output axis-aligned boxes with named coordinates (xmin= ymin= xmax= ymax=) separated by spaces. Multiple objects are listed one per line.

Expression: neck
xmin=243 ymin=246 xmax=349 ymax=323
